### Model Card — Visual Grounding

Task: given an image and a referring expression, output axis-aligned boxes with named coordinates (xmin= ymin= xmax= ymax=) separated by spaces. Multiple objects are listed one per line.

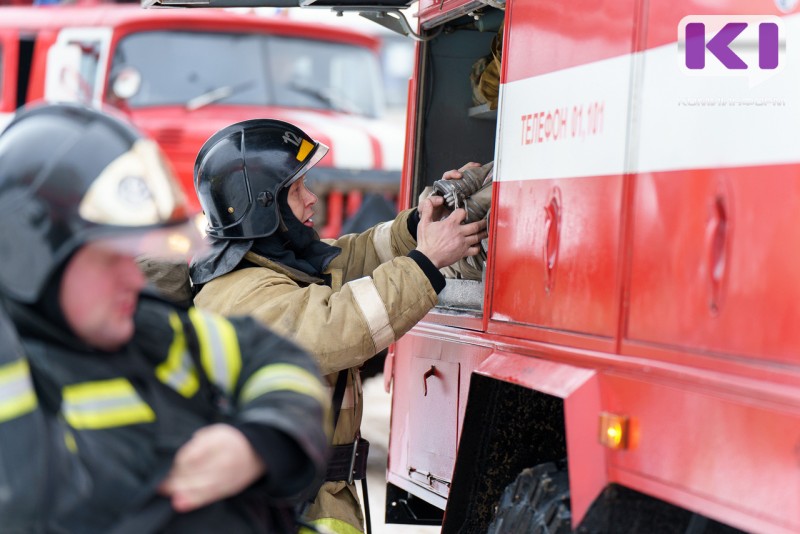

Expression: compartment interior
xmin=411 ymin=7 xmax=504 ymax=313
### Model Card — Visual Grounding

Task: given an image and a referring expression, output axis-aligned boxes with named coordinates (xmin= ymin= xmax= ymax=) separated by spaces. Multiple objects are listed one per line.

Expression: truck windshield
xmin=110 ymin=30 xmax=384 ymax=117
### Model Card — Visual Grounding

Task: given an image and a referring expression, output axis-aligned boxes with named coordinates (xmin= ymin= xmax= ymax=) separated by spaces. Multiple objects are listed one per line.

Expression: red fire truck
xmin=0 ymin=3 xmax=402 ymax=236
xmin=148 ymin=0 xmax=800 ymax=532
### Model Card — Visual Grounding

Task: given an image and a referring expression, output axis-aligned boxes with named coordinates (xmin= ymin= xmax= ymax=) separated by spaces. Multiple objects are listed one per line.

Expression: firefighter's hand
xmin=416 ymin=195 xmax=488 ymax=269
xmin=440 ymin=161 xmax=482 ymax=181
xmin=158 ymin=423 xmax=266 ymax=512
xmin=420 ymin=163 xmax=482 ymax=218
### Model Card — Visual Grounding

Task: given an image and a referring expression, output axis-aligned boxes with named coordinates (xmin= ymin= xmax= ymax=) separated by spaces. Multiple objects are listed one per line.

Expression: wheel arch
xmin=442 ymin=352 xmax=606 ymax=532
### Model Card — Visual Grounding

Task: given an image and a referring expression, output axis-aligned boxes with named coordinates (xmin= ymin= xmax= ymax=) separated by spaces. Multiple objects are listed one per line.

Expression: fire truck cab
xmin=145 ymin=0 xmax=800 ymax=532
xmin=0 ymin=4 xmax=403 ymax=234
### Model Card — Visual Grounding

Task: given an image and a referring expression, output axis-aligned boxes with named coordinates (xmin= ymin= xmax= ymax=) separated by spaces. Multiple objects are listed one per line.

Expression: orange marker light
xmin=598 ymin=412 xmax=630 ymax=450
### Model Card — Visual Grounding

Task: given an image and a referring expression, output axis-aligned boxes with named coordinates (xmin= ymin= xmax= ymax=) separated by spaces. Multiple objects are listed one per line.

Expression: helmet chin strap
xmin=276 ymin=188 xmax=317 ymax=251
xmin=247 ymin=187 xmax=341 ymax=279
xmin=276 ymin=207 xmax=290 ymax=233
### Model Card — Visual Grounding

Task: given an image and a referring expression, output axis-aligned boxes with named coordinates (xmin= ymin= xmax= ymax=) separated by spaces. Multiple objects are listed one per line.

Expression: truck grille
xmin=154 ymin=127 xmax=183 ymax=149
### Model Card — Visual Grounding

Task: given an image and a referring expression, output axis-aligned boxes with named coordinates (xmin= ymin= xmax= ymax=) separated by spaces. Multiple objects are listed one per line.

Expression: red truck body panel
xmin=386 ymin=0 xmax=800 ymax=531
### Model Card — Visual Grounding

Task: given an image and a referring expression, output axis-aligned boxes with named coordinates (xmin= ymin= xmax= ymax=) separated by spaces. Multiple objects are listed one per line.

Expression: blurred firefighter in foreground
xmin=0 ymin=103 xmax=329 ymax=533
xmin=187 ymin=119 xmax=488 ymax=533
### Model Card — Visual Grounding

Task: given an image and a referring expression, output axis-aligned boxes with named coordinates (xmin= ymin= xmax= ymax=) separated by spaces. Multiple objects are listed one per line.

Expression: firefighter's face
xmin=286 ymin=176 xmax=317 ymax=228
xmin=60 ymin=242 xmax=146 ymax=351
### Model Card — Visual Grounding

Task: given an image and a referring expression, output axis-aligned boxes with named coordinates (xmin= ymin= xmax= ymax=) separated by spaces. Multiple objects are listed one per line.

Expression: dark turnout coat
xmin=0 ymin=296 xmax=330 ymax=533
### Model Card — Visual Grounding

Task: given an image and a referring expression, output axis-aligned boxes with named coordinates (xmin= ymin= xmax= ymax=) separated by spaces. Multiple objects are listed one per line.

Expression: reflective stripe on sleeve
xmin=301 ymin=517 xmax=363 ymax=534
xmin=240 ymin=363 xmax=329 ymax=410
xmin=0 ymin=359 xmax=37 ymax=422
xmin=188 ymin=308 xmax=242 ymax=395
xmin=155 ymin=312 xmax=200 ymax=398
xmin=371 ymin=220 xmax=394 ymax=264
xmin=62 ymin=378 xmax=155 ymax=429
xmin=349 ymin=276 xmax=395 ymax=353
xmin=241 ymin=362 xmax=332 ymax=437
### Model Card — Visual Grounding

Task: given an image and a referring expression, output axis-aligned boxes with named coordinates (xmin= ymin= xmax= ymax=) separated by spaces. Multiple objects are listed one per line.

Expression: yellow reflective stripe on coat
xmin=64 ymin=428 xmax=78 ymax=453
xmin=156 ymin=312 xmax=200 ymax=398
xmin=300 ymin=518 xmax=363 ymax=534
xmin=241 ymin=364 xmax=329 ymax=409
xmin=0 ymin=358 xmax=37 ymax=422
xmin=349 ymin=276 xmax=395 ymax=352
xmin=62 ymin=378 xmax=155 ymax=429
xmin=188 ymin=308 xmax=241 ymax=395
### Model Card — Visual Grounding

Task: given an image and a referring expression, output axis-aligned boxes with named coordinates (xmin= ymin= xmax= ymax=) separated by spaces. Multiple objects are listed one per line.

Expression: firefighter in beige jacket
xmin=189 ymin=119 xmax=487 ymax=534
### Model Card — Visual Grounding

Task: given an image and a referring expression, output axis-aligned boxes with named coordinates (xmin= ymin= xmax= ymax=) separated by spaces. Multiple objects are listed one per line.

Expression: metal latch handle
xmin=422 ymin=365 xmax=437 ymax=396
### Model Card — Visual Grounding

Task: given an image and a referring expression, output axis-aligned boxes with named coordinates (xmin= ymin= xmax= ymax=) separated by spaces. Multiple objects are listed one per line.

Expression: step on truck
xmin=145 ymin=0 xmax=800 ymax=531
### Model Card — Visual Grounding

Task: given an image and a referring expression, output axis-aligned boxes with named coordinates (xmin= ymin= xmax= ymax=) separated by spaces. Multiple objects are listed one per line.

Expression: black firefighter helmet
xmin=0 ymin=102 xmax=195 ymax=303
xmin=194 ymin=119 xmax=329 ymax=240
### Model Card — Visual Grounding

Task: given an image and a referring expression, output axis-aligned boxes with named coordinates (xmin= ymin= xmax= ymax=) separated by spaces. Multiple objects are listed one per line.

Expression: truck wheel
xmin=487 ymin=462 xmax=571 ymax=534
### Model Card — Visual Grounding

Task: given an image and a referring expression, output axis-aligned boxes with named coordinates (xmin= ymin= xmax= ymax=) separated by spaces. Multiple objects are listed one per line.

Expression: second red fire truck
xmin=0 ymin=3 xmax=403 ymax=236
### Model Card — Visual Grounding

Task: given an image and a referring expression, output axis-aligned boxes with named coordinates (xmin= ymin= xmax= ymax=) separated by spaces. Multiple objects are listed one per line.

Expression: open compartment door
xmin=141 ymin=0 xmax=423 ymax=40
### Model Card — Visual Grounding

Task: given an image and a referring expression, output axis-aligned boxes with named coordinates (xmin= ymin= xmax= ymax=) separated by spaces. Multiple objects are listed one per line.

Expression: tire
xmin=487 ymin=462 xmax=572 ymax=534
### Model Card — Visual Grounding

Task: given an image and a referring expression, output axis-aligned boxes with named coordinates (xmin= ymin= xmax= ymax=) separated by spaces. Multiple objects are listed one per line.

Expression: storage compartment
xmin=410 ymin=7 xmax=503 ymax=316
xmin=387 ymin=330 xmax=493 ymax=504
xmin=490 ymin=176 xmax=624 ymax=339
xmin=627 ymin=169 xmax=800 ymax=363
xmin=411 ymin=10 xmax=500 ymax=194
xmin=482 ymin=0 xmax=638 ymax=345
xmin=407 ymin=357 xmax=460 ymax=497
xmin=624 ymin=0 xmax=800 ymax=365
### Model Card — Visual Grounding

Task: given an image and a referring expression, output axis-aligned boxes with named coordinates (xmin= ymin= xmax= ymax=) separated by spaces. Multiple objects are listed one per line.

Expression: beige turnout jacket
xmin=193 ymin=208 xmax=439 ymax=533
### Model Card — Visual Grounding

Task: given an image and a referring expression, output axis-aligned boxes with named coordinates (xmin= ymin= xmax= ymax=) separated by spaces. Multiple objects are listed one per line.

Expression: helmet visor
xmin=283 ymin=141 xmax=329 ymax=189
